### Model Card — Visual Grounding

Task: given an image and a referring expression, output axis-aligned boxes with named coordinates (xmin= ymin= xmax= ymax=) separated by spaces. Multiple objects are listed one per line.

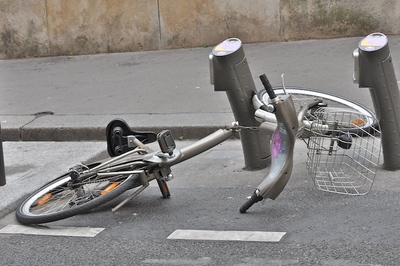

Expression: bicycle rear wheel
xmin=16 ymin=163 xmax=140 ymax=225
xmin=260 ymin=86 xmax=378 ymax=136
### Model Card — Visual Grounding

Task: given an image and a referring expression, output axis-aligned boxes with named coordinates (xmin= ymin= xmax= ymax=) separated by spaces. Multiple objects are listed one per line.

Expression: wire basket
xmin=305 ymin=107 xmax=381 ymax=195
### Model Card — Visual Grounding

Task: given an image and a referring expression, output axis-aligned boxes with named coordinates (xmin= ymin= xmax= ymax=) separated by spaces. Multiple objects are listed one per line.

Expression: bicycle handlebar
xmin=259 ymin=74 xmax=276 ymax=100
xmin=241 ymin=76 xmax=299 ymax=213
xmin=239 ymin=190 xmax=263 ymax=213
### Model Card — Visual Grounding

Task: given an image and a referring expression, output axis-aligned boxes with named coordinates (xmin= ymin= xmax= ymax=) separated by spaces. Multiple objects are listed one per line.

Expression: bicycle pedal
xmin=157 ymin=179 xmax=171 ymax=198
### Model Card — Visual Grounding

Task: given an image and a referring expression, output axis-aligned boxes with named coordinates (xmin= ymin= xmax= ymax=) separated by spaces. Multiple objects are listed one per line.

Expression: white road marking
xmin=167 ymin=229 xmax=286 ymax=242
xmin=0 ymin=224 xmax=105 ymax=237
xmin=142 ymin=257 xmax=212 ymax=265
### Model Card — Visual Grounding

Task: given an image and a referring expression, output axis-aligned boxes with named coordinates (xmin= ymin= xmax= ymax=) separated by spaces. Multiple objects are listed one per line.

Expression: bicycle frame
xmin=15 ymin=37 xmax=382 ymax=225
xmin=81 ymin=84 xmax=321 ymax=213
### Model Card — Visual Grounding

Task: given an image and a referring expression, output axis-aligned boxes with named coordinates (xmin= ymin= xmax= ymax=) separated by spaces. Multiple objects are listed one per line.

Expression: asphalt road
xmin=1 ymin=141 xmax=399 ymax=265
xmin=2 ymin=35 xmax=400 ymax=265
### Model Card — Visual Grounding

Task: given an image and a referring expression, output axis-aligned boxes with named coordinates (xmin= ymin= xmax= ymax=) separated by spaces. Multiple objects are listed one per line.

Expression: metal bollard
xmin=353 ymin=32 xmax=400 ymax=170
xmin=0 ymin=122 xmax=6 ymax=185
xmin=209 ymin=38 xmax=271 ymax=170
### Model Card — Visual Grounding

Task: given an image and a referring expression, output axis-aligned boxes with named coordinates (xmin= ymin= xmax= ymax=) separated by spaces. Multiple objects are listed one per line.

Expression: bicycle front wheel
xmin=16 ymin=163 xmax=140 ymax=225
xmin=260 ymin=86 xmax=378 ymax=135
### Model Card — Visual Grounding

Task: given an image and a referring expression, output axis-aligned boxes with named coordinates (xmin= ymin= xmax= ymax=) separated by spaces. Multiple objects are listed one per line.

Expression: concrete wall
xmin=1 ymin=0 xmax=400 ymax=59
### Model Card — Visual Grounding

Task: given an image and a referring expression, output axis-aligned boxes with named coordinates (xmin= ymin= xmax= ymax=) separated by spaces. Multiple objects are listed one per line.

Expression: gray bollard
xmin=0 ymin=122 xmax=5 ymax=186
xmin=209 ymin=38 xmax=271 ymax=170
xmin=353 ymin=32 xmax=400 ymax=170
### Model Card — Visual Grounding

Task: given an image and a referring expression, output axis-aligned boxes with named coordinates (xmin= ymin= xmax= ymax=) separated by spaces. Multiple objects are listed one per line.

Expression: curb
xmin=1 ymin=113 xmax=237 ymax=141
xmin=2 ymin=126 xmax=227 ymax=142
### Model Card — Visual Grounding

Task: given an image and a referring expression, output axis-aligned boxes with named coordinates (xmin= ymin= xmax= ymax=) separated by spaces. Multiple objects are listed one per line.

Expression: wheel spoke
xmin=16 ymin=170 xmax=138 ymax=224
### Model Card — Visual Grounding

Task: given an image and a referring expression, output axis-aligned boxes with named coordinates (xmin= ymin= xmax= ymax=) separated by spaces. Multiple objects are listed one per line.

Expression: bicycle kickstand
xmin=111 ymin=184 xmax=149 ymax=213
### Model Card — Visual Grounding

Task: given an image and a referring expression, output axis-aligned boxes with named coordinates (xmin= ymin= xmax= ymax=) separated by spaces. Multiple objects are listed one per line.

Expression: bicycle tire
xmin=16 ymin=164 xmax=141 ymax=225
xmin=260 ymin=86 xmax=378 ymax=136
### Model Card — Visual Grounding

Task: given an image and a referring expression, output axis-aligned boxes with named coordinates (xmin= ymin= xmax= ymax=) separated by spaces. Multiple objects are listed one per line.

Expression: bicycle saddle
xmin=106 ymin=118 xmax=157 ymax=157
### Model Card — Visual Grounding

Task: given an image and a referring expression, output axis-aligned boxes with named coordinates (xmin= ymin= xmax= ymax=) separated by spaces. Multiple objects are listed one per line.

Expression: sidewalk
xmin=1 ymin=35 xmax=400 ymax=219
xmin=0 ymin=141 xmax=106 ymax=218
xmin=3 ymin=35 xmax=399 ymax=141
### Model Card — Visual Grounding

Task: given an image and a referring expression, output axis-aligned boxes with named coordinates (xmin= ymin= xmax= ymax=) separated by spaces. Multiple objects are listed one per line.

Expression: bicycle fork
xmin=240 ymin=75 xmax=299 ymax=213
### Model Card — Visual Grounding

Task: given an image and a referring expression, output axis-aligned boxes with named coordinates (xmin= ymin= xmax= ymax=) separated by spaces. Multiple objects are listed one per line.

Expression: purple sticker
xmin=272 ymin=132 xmax=281 ymax=159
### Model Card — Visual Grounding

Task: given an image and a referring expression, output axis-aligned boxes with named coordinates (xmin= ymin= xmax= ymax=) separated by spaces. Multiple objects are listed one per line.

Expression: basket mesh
xmin=305 ymin=107 xmax=381 ymax=195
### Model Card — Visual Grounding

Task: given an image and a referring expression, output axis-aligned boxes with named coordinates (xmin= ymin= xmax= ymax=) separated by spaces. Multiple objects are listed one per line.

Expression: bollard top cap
xmin=359 ymin=33 xmax=388 ymax=52
xmin=212 ymin=38 xmax=242 ymax=56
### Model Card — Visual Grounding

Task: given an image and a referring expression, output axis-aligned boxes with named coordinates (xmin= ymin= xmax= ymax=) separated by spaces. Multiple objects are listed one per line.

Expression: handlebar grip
xmin=259 ymin=74 xmax=277 ymax=100
xmin=239 ymin=191 xmax=263 ymax=213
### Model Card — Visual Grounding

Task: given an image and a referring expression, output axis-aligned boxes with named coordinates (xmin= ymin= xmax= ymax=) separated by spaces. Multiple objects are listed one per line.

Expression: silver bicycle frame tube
xmin=174 ymin=129 xmax=235 ymax=165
